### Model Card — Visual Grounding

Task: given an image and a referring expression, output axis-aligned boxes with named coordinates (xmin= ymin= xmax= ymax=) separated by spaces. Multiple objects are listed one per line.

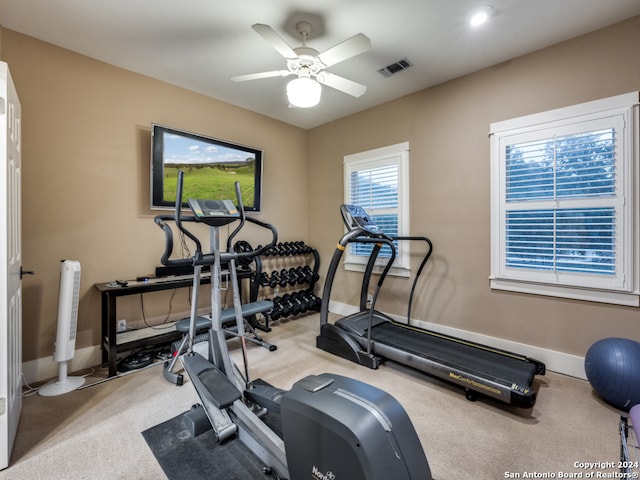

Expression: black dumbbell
xmin=307 ymin=266 xmax=318 ymax=283
xmin=298 ymin=241 xmax=311 ymax=254
xmin=279 ymin=269 xmax=290 ymax=287
xmin=309 ymin=293 xmax=322 ymax=311
xmin=287 ymin=267 xmax=299 ymax=286
xmin=281 ymin=294 xmax=294 ymax=317
xmin=294 ymin=266 xmax=306 ymax=285
xmin=300 ymin=265 xmax=312 ymax=283
xmin=281 ymin=242 xmax=293 ymax=255
xmin=269 ymin=298 xmax=282 ymax=321
xmin=297 ymin=242 xmax=306 ymax=254
xmin=282 ymin=293 xmax=299 ymax=316
xmin=283 ymin=293 xmax=295 ymax=315
xmin=296 ymin=292 xmax=310 ymax=313
xmin=258 ymin=272 xmax=270 ymax=287
xmin=290 ymin=293 xmax=305 ymax=315
xmin=269 ymin=271 xmax=280 ymax=288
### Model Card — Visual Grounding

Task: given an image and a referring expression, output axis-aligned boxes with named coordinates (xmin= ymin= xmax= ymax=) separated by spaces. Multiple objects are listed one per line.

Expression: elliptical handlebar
xmin=225 ymin=181 xmax=278 ymax=260
xmin=222 ymin=179 xmax=278 ymax=262
xmin=227 ymin=181 xmax=246 ymax=252
xmin=154 ymin=214 xmax=194 ymax=267
xmin=154 ymin=171 xmax=278 ymax=268
xmin=220 ymin=216 xmax=278 ymax=264
xmin=174 ymin=171 xmax=204 ymax=258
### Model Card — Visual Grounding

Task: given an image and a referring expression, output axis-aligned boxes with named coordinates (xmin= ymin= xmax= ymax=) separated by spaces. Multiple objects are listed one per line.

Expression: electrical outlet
xmin=117 ymin=319 xmax=127 ymax=333
xmin=367 ymin=294 xmax=373 ymax=306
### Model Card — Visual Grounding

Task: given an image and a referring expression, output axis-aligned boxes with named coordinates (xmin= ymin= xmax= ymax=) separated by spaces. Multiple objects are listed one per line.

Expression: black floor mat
xmin=142 ymin=409 xmax=269 ymax=480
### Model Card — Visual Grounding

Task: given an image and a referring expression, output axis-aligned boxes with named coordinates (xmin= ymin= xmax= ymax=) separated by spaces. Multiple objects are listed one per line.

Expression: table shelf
xmin=95 ymin=269 xmax=251 ymax=377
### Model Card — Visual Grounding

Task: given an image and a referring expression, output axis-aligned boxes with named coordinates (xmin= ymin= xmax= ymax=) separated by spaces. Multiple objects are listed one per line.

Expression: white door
xmin=0 ymin=61 xmax=22 ymax=471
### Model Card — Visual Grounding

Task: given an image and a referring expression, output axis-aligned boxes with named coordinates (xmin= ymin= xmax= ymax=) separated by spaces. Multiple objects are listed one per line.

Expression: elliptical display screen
xmin=188 ymin=198 xmax=239 ymax=227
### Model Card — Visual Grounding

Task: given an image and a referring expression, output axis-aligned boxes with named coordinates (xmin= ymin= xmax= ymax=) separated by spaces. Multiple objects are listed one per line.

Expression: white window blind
xmin=349 ymin=163 xmax=399 ymax=258
xmin=490 ymin=92 xmax=639 ymax=305
xmin=344 ymin=142 xmax=410 ymax=275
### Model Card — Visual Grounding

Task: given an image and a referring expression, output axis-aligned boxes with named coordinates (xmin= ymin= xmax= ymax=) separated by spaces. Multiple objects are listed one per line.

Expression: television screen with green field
xmin=150 ymin=124 xmax=262 ymax=212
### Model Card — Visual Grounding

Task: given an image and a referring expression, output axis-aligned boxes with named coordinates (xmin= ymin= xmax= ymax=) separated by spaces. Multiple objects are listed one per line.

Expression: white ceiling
xmin=1 ymin=0 xmax=640 ymax=129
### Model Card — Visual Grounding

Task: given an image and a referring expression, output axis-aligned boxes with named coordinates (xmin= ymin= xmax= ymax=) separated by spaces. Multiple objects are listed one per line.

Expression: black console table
xmin=95 ymin=270 xmax=250 ymax=377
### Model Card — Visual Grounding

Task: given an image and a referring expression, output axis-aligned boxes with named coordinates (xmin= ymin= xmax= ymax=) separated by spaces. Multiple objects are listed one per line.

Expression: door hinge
xmin=0 ymin=397 xmax=5 ymax=415
xmin=0 ymin=97 xmax=5 ymax=115
xmin=20 ymin=267 xmax=35 ymax=279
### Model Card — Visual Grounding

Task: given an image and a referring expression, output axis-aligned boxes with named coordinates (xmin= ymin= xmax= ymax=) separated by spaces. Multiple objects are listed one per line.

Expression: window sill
xmin=490 ymin=278 xmax=639 ymax=307
xmin=345 ymin=261 xmax=411 ymax=278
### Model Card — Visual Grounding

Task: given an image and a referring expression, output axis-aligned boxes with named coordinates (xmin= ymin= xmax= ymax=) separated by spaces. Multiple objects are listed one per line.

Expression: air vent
xmin=377 ymin=58 xmax=413 ymax=78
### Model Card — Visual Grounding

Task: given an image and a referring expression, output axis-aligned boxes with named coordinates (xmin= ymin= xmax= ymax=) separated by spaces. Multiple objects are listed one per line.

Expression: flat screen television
xmin=150 ymin=124 xmax=262 ymax=212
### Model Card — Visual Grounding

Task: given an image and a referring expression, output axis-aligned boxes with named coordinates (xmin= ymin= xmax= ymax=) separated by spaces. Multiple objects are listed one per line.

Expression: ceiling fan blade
xmin=252 ymin=23 xmax=298 ymax=59
xmin=317 ymin=33 xmax=371 ymax=67
xmin=231 ymin=70 xmax=293 ymax=82
xmin=316 ymin=72 xmax=367 ymax=97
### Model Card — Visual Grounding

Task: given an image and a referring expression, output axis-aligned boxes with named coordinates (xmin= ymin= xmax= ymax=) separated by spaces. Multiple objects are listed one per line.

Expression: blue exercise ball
xmin=585 ymin=337 xmax=640 ymax=411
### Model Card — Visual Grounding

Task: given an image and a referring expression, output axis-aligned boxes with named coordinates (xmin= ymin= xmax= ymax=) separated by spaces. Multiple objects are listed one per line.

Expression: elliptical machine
xmin=155 ymin=184 xmax=276 ymax=385
xmin=156 ymin=171 xmax=433 ymax=480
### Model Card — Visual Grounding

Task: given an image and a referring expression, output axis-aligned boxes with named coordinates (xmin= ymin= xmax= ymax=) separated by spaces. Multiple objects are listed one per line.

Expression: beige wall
xmin=2 ymin=15 xmax=640 ymax=372
xmin=308 ymin=15 xmax=640 ymax=359
xmin=0 ymin=29 xmax=308 ymax=363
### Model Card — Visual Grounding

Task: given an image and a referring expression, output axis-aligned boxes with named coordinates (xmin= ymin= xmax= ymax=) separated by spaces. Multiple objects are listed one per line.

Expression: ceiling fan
xmin=231 ymin=22 xmax=372 ymax=108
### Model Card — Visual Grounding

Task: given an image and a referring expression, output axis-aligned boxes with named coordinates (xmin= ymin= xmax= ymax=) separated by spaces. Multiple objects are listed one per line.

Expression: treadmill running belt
xmin=371 ymin=322 xmax=537 ymax=387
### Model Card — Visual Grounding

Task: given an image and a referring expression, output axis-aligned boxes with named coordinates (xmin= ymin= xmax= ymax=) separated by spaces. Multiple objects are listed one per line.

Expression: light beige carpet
xmin=1 ymin=313 xmax=623 ymax=479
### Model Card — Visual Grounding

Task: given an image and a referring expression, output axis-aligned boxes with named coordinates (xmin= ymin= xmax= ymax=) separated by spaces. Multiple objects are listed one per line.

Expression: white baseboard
xmin=22 ymin=345 xmax=102 ymax=385
xmin=23 ymin=302 xmax=587 ymax=384
xmin=328 ymin=300 xmax=586 ymax=380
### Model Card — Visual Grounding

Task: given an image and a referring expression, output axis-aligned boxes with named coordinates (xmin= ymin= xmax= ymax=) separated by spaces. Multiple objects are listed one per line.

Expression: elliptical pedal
xmin=181 ymin=352 xmax=241 ymax=442
xmin=182 ymin=352 xmax=241 ymax=409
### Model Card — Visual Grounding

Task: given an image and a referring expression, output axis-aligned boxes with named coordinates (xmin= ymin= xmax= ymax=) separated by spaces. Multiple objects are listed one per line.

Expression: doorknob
xmin=20 ymin=267 xmax=34 ymax=279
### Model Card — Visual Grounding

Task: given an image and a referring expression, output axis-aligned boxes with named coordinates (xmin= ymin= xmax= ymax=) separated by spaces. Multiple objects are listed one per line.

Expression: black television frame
xmin=150 ymin=124 xmax=263 ymax=212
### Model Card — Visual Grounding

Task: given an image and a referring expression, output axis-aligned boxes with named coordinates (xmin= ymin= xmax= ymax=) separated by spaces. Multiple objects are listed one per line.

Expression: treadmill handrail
xmin=320 ymin=228 xmax=396 ymax=328
xmin=360 ymin=242 xmax=383 ymax=311
xmin=355 ymin=234 xmax=433 ymax=323
xmin=392 ymin=235 xmax=433 ymax=323
xmin=320 ymin=224 xmax=434 ymax=329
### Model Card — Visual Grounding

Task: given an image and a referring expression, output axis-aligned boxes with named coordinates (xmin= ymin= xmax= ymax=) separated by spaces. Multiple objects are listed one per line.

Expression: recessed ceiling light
xmin=469 ymin=5 xmax=494 ymax=27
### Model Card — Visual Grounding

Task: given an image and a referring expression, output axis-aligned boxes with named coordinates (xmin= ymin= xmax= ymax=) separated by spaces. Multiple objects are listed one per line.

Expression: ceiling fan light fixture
xmin=469 ymin=5 xmax=494 ymax=27
xmin=287 ymin=77 xmax=322 ymax=108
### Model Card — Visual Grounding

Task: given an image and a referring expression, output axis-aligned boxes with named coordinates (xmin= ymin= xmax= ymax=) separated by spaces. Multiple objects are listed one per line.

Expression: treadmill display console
xmin=188 ymin=198 xmax=239 ymax=227
xmin=341 ymin=204 xmax=384 ymax=235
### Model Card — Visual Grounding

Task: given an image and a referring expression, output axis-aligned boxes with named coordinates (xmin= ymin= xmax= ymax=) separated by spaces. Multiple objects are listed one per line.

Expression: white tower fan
xmin=39 ymin=260 xmax=85 ymax=396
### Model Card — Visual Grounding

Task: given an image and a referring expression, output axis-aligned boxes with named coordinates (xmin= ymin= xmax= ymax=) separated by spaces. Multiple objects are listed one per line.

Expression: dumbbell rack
xmin=247 ymin=241 xmax=321 ymax=331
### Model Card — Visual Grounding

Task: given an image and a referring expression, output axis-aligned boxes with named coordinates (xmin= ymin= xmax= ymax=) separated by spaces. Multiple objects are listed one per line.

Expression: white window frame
xmin=490 ymin=92 xmax=640 ymax=306
xmin=343 ymin=142 xmax=410 ymax=277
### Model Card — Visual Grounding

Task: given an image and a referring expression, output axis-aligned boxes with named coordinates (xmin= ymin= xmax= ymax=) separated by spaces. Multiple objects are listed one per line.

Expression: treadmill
xmin=317 ymin=204 xmax=546 ymax=408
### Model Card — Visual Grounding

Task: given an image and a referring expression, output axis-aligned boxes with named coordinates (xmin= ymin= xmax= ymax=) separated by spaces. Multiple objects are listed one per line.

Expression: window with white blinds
xmin=490 ymin=92 xmax=639 ymax=306
xmin=344 ymin=142 xmax=410 ymax=275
